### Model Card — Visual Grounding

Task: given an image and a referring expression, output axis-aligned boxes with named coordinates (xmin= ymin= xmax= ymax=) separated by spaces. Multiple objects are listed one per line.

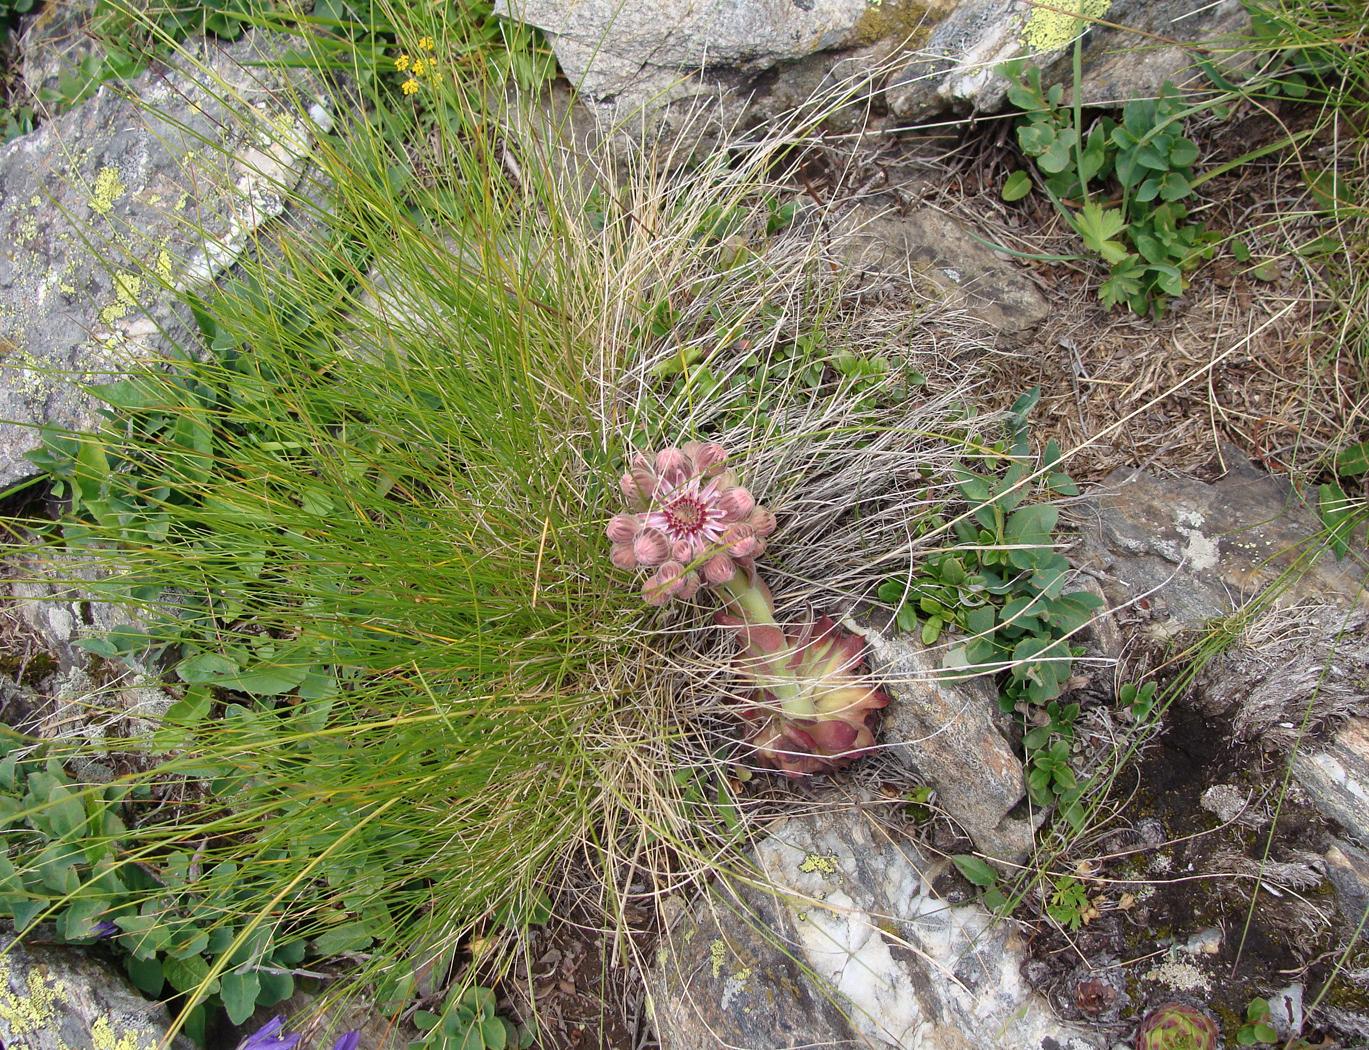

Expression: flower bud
xmin=748 ymin=506 xmax=777 ymax=537
xmin=606 ymin=514 xmax=638 ymax=543
xmin=693 ymin=442 xmax=727 ymax=475
xmin=704 ymin=554 xmax=737 ymax=584
xmin=633 ymin=530 xmax=669 ymax=566
xmin=718 ymin=487 xmax=755 ymax=519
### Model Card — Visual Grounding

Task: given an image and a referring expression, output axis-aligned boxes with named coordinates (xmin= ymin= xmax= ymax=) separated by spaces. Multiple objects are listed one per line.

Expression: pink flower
xmin=607 ymin=443 xmax=776 ymax=605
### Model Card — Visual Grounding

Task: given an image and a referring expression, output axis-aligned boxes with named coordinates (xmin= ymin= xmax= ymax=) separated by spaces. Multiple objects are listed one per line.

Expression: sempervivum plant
xmin=607 ymin=443 xmax=889 ymax=775
xmin=1135 ymin=1003 xmax=1219 ymax=1050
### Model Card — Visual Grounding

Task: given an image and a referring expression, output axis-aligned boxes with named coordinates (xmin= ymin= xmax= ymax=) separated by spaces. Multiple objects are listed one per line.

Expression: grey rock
xmin=5 ymin=548 xmax=184 ymax=766
xmin=1293 ymin=718 xmax=1369 ymax=848
xmin=0 ymin=933 xmax=194 ymax=1050
xmin=1075 ymin=456 xmax=1369 ymax=639
xmin=493 ymin=0 xmax=881 ymax=103
xmin=650 ymin=806 xmax=1104 ymax=1049
xmin=855 ymin=616 xmax=1038 ymax=861
xmin=887 ymin=0 xmax=1252 ymax=118
xmin=1198 ymin=783 xmax=1265 ymax=828
xmin=494 ymin=0 xmax=934 ymax=147
xmin=1323 ymin=839 xmax=1369 ymax=925
xmin=7 ymin=550 xmax=155 ymax=673
xmin=838 ymin=203 xmax=1049 ymax=338
xmin=1194 ymin=603 xmax=1368 ymax=749
xmin=0 ymin=32 xmax=333 ymax=488
xmin=1269 ymin=983 xmax=1304 ymax=1041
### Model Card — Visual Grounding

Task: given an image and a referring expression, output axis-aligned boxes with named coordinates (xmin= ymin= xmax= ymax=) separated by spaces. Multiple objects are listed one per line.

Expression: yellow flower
xmin=411 ymin=58 xmax=427 ymax=76
xmin=401 ymin=78 xmax=420 ymax=95
xmin=418 ymin=36 xmax=434 ymax=51
xmin=395 ymin=53 xmax=410 ymax=71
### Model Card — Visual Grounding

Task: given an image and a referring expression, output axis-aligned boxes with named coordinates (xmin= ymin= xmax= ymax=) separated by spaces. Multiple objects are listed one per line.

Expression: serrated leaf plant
xmin=1000 ymin=62 xmax=1218 ymax=317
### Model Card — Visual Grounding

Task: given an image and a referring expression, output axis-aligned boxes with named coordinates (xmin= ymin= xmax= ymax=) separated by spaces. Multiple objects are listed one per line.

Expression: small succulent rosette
xmin=1135 ymin=1003 xmax=1219 ymax=1050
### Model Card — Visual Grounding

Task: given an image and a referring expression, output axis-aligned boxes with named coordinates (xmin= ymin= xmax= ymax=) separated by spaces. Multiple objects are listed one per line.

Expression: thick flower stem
xmin=716 ymin=572 xmax=816 ymax=719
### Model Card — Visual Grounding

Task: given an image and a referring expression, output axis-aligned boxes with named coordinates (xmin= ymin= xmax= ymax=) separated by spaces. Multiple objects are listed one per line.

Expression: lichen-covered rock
xmin=649 ymin=806 xmax=1103 ymax=1049
xmin=495 ymin=0 xmax=1251 ymax=140
xmin=1294 ymin=719 xmax=1369 ymax=849
xmin=0 ymin=31 xmax=333 ymax=488
xmin=0 ymin=934 xmax=194 ymax=1050
xmin=494 ymin=0 xmax=904 ymax=103
xmin=1075 ymin=455 xmax=1369 ymax=640
xmin=886 ymin=0 xmax=1251 ymax=118
xmin=16 ymin=0 xmax=102 ymax=106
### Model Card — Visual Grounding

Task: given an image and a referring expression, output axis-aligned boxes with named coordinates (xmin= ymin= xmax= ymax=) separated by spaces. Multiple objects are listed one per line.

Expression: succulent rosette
xmin=607 ymin=443 xmax=888 ymax=776
xmin=1135 ymin=1003 xmax=1219 ymax=1050
xmin=722 ymin=596 xmax=891 ymax=776
xmin=607 ymin=442 xmax=776 ymax=606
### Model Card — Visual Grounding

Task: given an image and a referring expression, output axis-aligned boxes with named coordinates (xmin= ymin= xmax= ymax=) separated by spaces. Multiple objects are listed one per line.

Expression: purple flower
xmin=235 ymin=1019 xmax=359 ymax=1050
xmin=93 ymin=919 xmax=120 ymax=939
xmin=237 ymin=1018 xmax=302 ymax=1050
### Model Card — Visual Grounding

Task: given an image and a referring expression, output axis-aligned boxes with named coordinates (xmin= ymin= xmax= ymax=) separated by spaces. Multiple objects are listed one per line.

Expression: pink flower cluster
xmin=607 ymin=442 xmax=777 ymax=605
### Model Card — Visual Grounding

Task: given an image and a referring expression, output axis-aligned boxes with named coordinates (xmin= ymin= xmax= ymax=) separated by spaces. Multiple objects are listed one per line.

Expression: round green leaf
xmin=221 ymin=971 xmax=261 ymax=1025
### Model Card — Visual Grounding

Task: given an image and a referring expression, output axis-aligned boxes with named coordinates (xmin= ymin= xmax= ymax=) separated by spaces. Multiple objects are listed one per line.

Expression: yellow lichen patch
xmin=798 ymin=852 xmax=839 ymax=875
xmin=732 ymin=966 xmax=753 ymax=986
xmin=155 ymin=248 xmax=174 ymax=284
xmin=853 ymin=0 xmax=950 ymax=47
xmin=0 ymin=957 xmax=61 ymax=1034
xmin=90 ymin=166 xmax=127 ymax=217
xmin=99 ymin=272 xmax=142 ymax=325
xmin=1021 ymin=0 xmax=1111 ymax=53
xmin=91 ymin=1015 xmax=158 ymax=1050
xmin=709 ymin=938 xmax=727 ymax=978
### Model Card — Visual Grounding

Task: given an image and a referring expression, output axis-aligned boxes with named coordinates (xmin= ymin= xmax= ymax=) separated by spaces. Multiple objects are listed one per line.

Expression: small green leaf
xmin=312 ymin=921 xmax=375 ymax=956
xmin=1336 ymin=440 xmax=1369 ymax=478
xmin=176 ymin=652 xmax=241 ymax=684
xmin=952 ymin=854 xmax=999 ymax=888
xmin=125 ymin=955 xmax=165 ymax=996
xmin=163 ymin=954 xmax=218 ymax=996
xmin=1074 ymin=203 xmax=1130 ymax=264
xmin=481 ymin=1017 xmax=509 ymax=1050
xmin=877 ymin=579 xmax=905 ymax=603
xmin=257 ymin=968 xmax=295 ymax=1007
xmin=1168 ymin=138 xmax=1199 ymax=167
xmin=1002 ymin=170 xmax=1032 ymax=201
xmin=920 ymin=616 xmax=943 ymax=645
